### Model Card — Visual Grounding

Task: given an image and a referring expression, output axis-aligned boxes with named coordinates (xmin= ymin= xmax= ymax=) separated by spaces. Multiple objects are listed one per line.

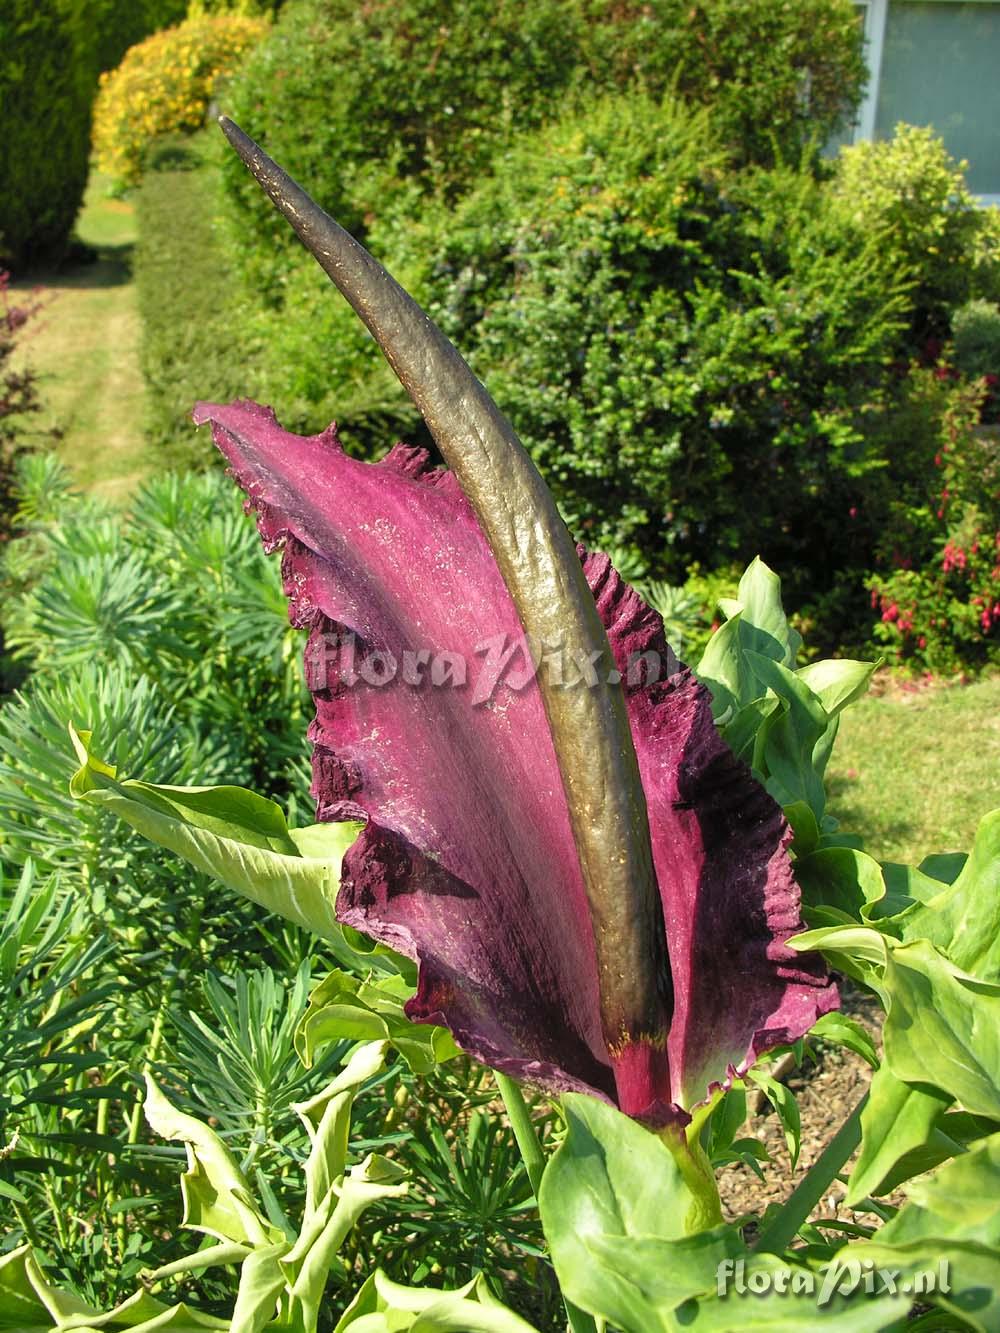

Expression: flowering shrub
xmin=867 ymin=386 xmax=1000 ymax=672
xmin=92 ymin=15 xmax=268 ymax=187
xmin=868 ymin=531 xmax=1000 ymax=674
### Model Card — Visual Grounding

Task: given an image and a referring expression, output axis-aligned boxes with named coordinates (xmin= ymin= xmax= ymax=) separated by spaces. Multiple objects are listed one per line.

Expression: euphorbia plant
xmin=54 ymin=123 xmax=1000 ymax=1331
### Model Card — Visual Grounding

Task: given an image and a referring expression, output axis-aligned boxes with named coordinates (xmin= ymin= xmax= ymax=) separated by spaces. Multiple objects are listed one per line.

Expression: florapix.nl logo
xmin=716 ymin=1257 xmax=950 ymax=1307
xmin=305 ymin=628 xmax=681 ymax=706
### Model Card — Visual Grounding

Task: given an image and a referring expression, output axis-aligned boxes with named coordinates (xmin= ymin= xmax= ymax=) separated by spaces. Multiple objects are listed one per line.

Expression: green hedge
xmin=89 ymin=0 xmax=188 ymax=76
xmin=218 ymin=0 xmax=866 ymax=294
xmin=393 ymin=97 xmax=915 ymax=594
xmin=0 ymin=0 xmax=200 ymax=269
xmin=0 ymin=1 xmax=97 ymax=267
xmin=133 ymin=140 xmax=251 ymax=468
xmin=214 ymin=100 xmax=998 ymax=631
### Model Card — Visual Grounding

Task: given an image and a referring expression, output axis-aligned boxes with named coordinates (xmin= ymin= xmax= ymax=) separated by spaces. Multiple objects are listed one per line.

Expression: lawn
xmin=826 ymin=672 xmax=1000 ymax=864
xmin=10 ymin=172 xmax=150 ymax=503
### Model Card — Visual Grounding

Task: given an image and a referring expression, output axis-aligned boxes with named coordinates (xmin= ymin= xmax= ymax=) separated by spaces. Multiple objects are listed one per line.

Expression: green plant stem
xmin=42 ymin=1172 xmax=70 ymax=1250
xmin=118 ymin=958 xmax=184 ymax=1261
xmin=753 ymin=1093 xmax=868 ymax=1255
xmin=493 ymin=1071 xmax=597 ymax=1333
xmin=660 ymin=1123 xmax=724 ymax=1233
xmin=494 ymin=1071 xmax=545 ymax=1195
xmin=13 ymin=1199 xmax=45 ymax=1250
xmin=127 ymin=978 xmax=174 ymax=1146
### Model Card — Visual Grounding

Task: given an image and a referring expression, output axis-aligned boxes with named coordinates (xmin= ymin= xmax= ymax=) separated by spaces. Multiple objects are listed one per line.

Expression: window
xmin=840 ymin=0 xmax=1000 ymax=201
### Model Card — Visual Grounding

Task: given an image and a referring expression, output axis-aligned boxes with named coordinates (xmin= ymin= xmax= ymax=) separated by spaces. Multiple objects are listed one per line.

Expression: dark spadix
xmin=216 ymin=117 xmax=671 ymax=1113
xmin=198 ymin=119 xmax=835 ymax=1122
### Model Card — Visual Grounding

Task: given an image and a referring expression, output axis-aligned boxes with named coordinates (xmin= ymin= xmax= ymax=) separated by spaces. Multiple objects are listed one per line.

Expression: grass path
xmin=827 ymin=673 xmax=1000 ymax=864
xmin=11 ymin=173 xmax=150 ymax=504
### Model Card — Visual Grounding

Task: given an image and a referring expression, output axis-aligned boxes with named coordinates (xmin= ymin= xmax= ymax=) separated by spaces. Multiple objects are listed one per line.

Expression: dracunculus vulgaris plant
xmin=178 ymin=120 xmax=836 ymax=1203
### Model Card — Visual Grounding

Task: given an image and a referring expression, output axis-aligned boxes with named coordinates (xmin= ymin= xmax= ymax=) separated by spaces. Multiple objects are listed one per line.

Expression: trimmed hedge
xmin=90 ymin=0 xmax=188 ymax=77
xmin=0 ymin=0 xmax=199 ymax=269
xmin=133 ymin=141 xmax=251 ymax=468
xmin=218 ymin=0 xmax=867 ymax=294
xmin=0 ymin=2 xmax=96 ymax=267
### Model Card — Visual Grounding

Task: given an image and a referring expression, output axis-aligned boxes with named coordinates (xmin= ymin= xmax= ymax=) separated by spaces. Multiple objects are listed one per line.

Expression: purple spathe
xmin=193 ymin=398 xmax=837 ymax=1123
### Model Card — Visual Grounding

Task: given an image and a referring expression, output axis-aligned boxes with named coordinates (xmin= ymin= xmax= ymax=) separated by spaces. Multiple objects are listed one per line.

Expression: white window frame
xmin=854 ymin=0 xmax=889 ymax=143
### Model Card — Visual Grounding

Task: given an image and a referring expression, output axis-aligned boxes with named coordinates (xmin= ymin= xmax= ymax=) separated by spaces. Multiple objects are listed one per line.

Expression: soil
xmin=717 ymin=979 xmax=893 ymax=1231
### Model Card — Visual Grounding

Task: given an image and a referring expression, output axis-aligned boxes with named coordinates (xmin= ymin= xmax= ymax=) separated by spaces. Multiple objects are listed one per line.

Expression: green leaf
xmin=898 ymin=1130 xmax=1000 ymax=1244
xmin=146 ymin=1243 xmax=253 ymax=1282
xmin=794 ymin=848 xmax=886 ymax=920
xmin=794 ymin=658 xmax=878 ymax=719
xmin=809 ymin=1013 xmax=879 ymax=1070
xmin=733 ymin=556 xmax=802 ymax=669
xmin=782 ymin=800 xmax=820 ymax=857
xmin=0 ymin=1244 xmax=230 ymax=1330
xmin=883 ymin=940 xmax=1000 ymax=1117
xmin=334 ymin=1270 xmax=540 ymax=1332
xmin=872 ymin=862 xmax=943 ymax=919
xmin=538 ymin=1094 xmax=739 ymax=1331
xmin=746 ymin=1069 xmax=801 ymax=1169
xmin=285 ymin=1154 xmax=408 ymax=1328
xmin=846 ymin=1064 xmax=954 ymax=1205
xmin=228 ymin=1244 xmax=290 ymax=1333
xmin=142 ymin=1076 xmax=280 ymax=1248
xmin=917 ymin=851 xmax=968 ymax=886
xmin=295 ymin=970 xmax=458 ymax=1073
xmin=718 ymin=695 xmax=779 ymax=765
xmin=279 ymin=1044 xmax=407 ymax=1325
xmin=705 ymin=1085 xmax=749 ymax=1165
xmin=69 ymin=724 xmax=364 ymax=951
xmin=670 ymin=1256 xmax=909 ymax=1330
xmin=293 ymin=1042 xmax=390 ymax=1224
xmin=895 ymin=810 xmax=1000 ymax=980
xmin=850 ymin=1131 xmax=1000 ymax=1332
xmin=696 ymin=610 xmax=745 ymax=720
xmin=744 ymin=652 xmax=828 ymax=821
xmin=696 ymin=562 xmax=802 ymax=720
xmin=786 ymin=925 xmax=888 ymax=992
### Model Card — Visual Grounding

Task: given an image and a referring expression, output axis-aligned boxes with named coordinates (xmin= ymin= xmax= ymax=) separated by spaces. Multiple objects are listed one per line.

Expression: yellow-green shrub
xmin=831 ymin=125 xmax=987 ymax=334
xmin=92 ymin=15 xmax=268 ymax=187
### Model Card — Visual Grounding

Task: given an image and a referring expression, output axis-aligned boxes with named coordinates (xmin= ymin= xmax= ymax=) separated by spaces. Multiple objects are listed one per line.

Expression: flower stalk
xmin=217 ymin=117 xmax=673 ymax=1113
